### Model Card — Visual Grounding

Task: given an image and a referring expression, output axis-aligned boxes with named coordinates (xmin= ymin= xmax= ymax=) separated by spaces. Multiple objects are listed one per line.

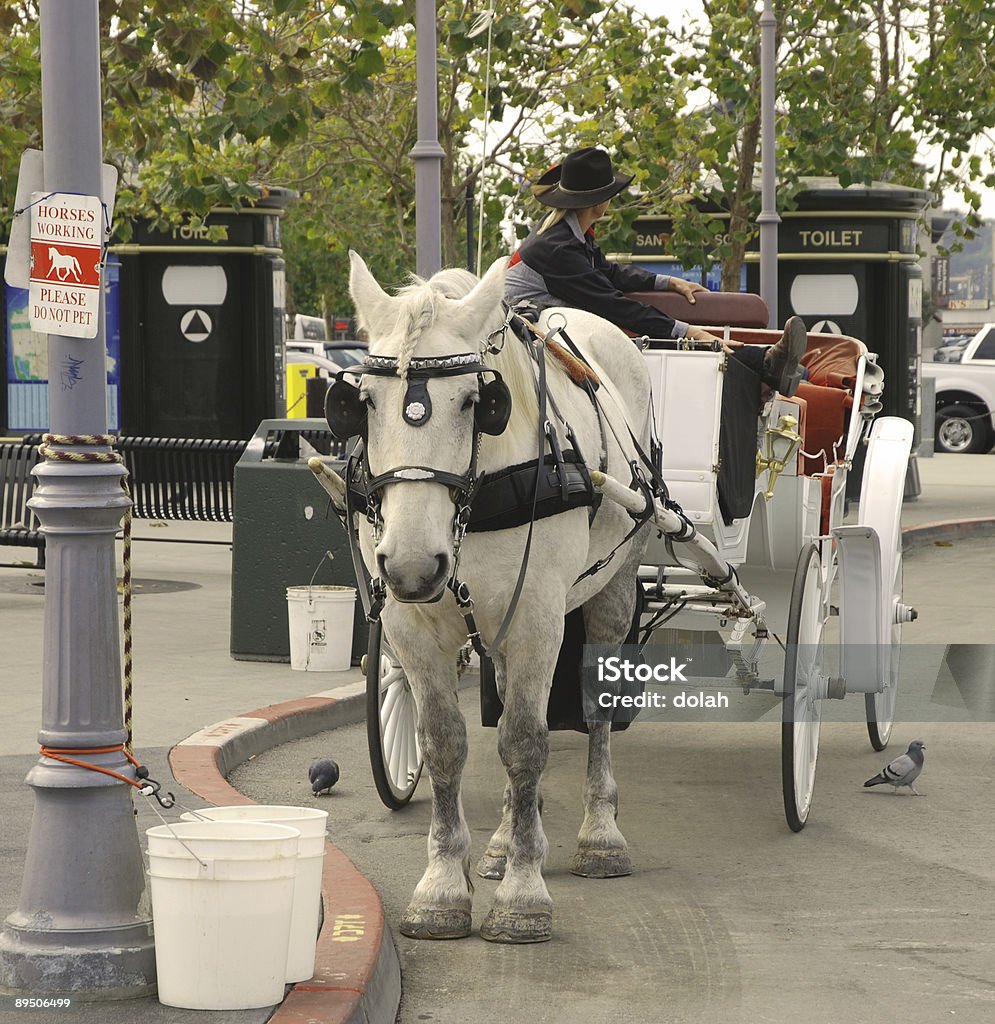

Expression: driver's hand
xmin=669 ymin=278 xmax=710 ymax=303
xmin=685 ymin=325 xmax=740 ymax=354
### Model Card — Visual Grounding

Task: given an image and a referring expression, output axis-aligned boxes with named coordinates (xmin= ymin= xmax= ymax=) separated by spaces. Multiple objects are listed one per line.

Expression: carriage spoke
xmin=366 ymin=621 xmax=424 ymax=808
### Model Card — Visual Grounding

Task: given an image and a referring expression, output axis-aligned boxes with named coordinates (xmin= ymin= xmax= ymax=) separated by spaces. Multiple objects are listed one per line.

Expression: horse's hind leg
xmin=572 ymin=545 xmax=645 ymax=878
xmin=396 ymin=653 xmax=474 ymax=940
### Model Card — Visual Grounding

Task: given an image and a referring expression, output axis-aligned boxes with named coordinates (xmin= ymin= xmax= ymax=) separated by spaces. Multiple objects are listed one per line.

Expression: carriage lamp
xmin=756 ymin=414 xmax=802 ymax=501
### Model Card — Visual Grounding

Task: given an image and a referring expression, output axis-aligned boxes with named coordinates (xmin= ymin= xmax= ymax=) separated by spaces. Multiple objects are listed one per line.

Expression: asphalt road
xmin=232 ymin=536 xmax=995 ymax=1024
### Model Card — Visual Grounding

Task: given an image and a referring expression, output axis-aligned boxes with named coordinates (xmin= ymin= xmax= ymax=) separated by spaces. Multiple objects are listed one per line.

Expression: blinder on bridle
xmin=324 ymin=352 xmax=512 ymax=441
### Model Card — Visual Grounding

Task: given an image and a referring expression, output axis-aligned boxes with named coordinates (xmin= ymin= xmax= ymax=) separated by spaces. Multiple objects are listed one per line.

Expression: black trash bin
xmin=230 ymin=418 xmax=366 ymax=665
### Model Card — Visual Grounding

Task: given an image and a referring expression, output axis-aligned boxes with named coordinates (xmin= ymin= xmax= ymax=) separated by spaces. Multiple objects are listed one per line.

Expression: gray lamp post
xmin=757 ymin=0 xmax=780 ymax=327
xmin=411 ymin=0 xmax=444 ymax=278
xmin=0 ymin=0 xmax=156 ymax=997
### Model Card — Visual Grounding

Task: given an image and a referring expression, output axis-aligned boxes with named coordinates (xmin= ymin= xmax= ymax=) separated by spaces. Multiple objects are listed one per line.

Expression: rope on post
xmin=37 ymin=433 xmax=135 ymax=753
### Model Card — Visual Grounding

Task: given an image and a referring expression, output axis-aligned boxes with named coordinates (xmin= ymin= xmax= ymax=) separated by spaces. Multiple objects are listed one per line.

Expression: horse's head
xmin=340 ymin=252 xmax=508 ymax=602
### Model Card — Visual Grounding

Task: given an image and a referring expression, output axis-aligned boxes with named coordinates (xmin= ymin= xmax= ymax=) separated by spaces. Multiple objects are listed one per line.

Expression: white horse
xmin=345 ymin=251 xmax=653 ymax=943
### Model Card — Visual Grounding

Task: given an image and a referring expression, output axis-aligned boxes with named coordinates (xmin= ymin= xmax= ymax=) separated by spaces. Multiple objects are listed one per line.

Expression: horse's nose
xmin=376 ymin=550 xmax=450 ymax=602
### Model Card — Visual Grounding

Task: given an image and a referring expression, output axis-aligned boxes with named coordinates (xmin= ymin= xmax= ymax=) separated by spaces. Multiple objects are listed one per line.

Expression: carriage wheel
xmin=865 ymin=547 xmax=902 ymax=751
xmin=781 ymin=543 xmax=826 ymax=832
xmin=365 ymin=619 xmax=423 ymax=809
xmin=857 ymin=417 xmax=913 ymax=753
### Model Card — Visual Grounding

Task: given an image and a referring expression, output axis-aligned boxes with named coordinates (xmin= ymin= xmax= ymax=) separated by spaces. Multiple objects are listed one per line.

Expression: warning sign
xmin=29 ymin=192 xmax=103 ymax=339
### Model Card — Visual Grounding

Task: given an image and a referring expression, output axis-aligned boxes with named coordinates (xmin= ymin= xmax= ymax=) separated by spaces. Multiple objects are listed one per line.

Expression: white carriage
xmin=638 ymin=317 xmax=914 ymax=830
xmin=348 ymin=304 xmax=916 ymax=832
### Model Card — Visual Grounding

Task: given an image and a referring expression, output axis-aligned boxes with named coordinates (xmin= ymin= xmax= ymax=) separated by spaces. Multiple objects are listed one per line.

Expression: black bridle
xmin=325 ymin=349 xmax=521 ymax=650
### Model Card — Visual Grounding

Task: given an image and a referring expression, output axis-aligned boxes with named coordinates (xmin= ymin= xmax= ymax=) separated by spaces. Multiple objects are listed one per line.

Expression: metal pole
xmin=411 ymin=0 xmax=444 ymax=277
xmin=465 ymin=181 xmax=475 ymax=272
xmin=757 ymin=0 xmax=780 ymax=327
xmin=0 ymin=0 xmax=156 ymax=997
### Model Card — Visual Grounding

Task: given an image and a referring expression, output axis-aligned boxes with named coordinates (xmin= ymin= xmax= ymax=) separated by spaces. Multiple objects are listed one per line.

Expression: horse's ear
xmin=348 ymin=251 xmax=393 ymax=338
xmin=458 ymin=255 xmax=507 ymax=340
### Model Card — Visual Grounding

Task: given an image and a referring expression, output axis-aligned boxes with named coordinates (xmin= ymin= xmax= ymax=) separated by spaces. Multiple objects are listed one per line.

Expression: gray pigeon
xmin=864 ymin=740 xmax=925 ymax=795
xmin=309 ymin=757 xmax=340 ymax=796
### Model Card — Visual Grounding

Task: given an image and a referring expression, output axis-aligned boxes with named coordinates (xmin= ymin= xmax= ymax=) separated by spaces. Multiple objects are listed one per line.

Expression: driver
xmin=505 ymin=146 xmax=806 ymax=399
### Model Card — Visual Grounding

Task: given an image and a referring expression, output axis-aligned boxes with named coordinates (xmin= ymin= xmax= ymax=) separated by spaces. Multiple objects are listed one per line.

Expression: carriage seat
xmin=721 ymin=329 xmax=864 ymax=477
xmin=629 ymin=290 xmax=770 ymax=330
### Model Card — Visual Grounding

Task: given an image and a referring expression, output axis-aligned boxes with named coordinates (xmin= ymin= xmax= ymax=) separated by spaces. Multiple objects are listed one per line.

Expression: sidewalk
xmin=0 ymin=451 xmax=993 ymax=1023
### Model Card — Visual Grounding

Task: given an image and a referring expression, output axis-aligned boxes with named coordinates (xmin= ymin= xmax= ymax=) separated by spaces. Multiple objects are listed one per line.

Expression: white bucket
xmin=286 ymin=585 xmax=356 ymax=671
xmin=181 ymin=805 xmax=328 ymax=983
xmin=146 ymin=820 xmax=300 ymax=1010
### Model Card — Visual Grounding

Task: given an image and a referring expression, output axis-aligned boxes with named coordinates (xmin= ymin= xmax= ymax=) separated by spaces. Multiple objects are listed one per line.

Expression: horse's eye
xmin=360 ymin=392 xmax=375 ymax=411
xmin=461 ymin=395 xmax=476 ymax=412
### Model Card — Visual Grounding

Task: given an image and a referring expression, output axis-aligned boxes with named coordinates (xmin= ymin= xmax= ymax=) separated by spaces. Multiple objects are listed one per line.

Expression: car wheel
xmin=935 ymin=403 xmax=994 ymax=454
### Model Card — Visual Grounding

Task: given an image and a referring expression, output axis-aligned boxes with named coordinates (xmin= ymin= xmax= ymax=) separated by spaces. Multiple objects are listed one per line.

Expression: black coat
xmin=507 ymin=215 xmax=682 ymax=339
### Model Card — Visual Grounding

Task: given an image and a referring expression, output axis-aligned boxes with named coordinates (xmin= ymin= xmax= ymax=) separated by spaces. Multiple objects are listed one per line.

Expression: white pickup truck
xmin=923 ymin=324 xmax=995 ymax=453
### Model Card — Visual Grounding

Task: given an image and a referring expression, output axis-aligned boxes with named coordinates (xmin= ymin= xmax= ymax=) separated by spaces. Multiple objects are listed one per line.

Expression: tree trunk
xmin=721 ymin=111 xmax=761 ymax=292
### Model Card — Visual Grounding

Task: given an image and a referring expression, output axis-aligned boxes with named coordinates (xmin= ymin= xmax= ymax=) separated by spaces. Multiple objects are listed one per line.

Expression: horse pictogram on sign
xmin=29 ymin=192 xmax=103 ymax=339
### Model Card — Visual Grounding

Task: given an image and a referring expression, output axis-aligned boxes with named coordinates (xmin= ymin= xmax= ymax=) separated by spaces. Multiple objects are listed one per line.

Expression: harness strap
xmin=459 ymin=330 xmax=550 ymax=656
xmin=343 ymin=445 xmax=376 ymax=621
xmin=366 ymin=465 xmax=473 ymax=495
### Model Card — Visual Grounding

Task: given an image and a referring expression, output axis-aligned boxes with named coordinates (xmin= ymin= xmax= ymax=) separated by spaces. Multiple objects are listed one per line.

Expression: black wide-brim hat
xmin=533 ymin=147 xmax=633 ymax=209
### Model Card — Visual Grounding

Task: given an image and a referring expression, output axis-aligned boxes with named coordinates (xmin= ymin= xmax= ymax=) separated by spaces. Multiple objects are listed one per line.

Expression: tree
xmin=272 ymin=1 xmax=692 ymax=313
xmin=657 ymin=0 xmax=995 ymax=288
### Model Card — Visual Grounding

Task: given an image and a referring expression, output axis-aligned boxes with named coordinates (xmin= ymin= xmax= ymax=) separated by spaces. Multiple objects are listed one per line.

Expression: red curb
xmin=275 ymin=844 xmax=389 ymax=1024
xmin=169 ymin=701 xmax=398 ymax=1024
xmin=167 ymin=744 xmax=254 ymax=807
xmin=902 ymin=516 xmax=995 ymax=549
xmin=242 ymin=695 xmax=338 ymax=723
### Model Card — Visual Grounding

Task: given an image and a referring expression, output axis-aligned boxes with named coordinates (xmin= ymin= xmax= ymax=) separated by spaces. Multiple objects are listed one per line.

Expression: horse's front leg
xmin=477 ymin=655 xmax=543 ymax=881
xmin=397 ymin=656 xmax=473 ymax=940
xmin=480 ymin=636 xmax=558 ymax=943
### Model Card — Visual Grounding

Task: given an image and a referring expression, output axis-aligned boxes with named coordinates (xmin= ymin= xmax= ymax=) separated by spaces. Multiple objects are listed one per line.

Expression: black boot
xmin=762 ymin=316 xmax=807 ymax=397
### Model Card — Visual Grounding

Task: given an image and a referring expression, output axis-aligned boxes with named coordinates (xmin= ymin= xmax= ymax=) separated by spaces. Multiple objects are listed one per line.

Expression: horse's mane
xmin=385 ymin=267 xmax=545 ymax=451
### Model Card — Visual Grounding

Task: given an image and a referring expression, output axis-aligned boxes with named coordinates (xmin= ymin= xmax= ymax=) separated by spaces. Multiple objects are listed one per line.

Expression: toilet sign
xmin=29 ymin=192 xmax=103 ymax=338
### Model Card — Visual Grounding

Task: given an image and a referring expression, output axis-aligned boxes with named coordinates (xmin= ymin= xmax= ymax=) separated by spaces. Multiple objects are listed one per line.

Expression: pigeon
xmin=864 ymin=740 xmax=925 ymax=795
xmin=309 ymin=757 xmax=340 ymax=796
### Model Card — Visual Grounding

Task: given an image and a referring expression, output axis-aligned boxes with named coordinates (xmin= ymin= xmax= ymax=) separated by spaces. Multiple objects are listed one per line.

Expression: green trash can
xmin=230 ymin=418 xmax=367 ymax=665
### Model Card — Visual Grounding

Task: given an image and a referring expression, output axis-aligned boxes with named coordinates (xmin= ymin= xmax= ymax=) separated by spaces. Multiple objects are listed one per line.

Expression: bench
xmin=1 ymin=436 xmax=260 ymax=567
xmin=0 ymin=440 xmax=45 ymax=568
xmin=2 ymin=430 xmax=350 ymax=567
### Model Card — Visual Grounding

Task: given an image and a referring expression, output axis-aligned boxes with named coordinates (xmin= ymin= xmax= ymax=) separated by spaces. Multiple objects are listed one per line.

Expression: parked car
xmin=286 ymin=339 xmax=367 ymax=370
xmin=932 ymin=336 xmax=970 ymax=362
xmin=922 ymin=324 xmax=995 ymax=453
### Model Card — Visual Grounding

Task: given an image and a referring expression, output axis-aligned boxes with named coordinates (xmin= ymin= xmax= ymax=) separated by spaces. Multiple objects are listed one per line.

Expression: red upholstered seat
xmin=629 ymin=290 xmax=771 ymax=329
xmin=800 ymin=337 xmax=862 ymax=388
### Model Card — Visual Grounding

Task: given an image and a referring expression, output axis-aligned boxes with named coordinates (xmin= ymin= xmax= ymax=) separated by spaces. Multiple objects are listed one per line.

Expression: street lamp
xmin=412 ymin=0 xmax=444 ymax=278
xmin=757 ymin=0 xmax=780 ymax=327
xmin=0 ymin=0 xmax=156 ymax=997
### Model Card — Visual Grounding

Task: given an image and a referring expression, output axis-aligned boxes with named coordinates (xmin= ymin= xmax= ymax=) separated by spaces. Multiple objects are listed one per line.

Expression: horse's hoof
xmin=570 ymin=848 xmax=632 ymax=878
xmin=475 ymin=850 xmax=507 ymax=880
xmin=399 ymin=907 xmax=472 ymax=940
xmin=479 ymin=908 xmax=552 ymax=944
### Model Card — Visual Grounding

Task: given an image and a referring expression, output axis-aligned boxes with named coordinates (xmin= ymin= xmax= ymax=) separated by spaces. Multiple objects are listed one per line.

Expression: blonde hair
xmin=537 ymin=208 xmax=570 ymax=234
